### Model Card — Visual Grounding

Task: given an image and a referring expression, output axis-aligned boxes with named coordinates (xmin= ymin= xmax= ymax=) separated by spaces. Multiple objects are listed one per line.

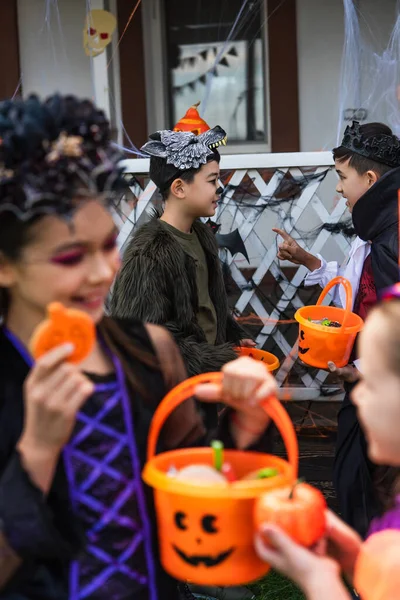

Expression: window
xmin=142 ymin=0 xmax=270 ymax=152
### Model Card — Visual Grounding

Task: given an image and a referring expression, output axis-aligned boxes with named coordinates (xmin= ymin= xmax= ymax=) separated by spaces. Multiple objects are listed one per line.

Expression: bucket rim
xmin=294 ymin=307 xmax=363 ymax=334
xmin=234 ymin=347 xmax=280 ymax=371
xmin=142 ymin=449 xmax=295 ymax=499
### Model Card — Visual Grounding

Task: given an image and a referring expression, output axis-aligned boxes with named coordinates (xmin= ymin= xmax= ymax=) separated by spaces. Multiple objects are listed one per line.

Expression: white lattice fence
xmin=114 ymin=152 xmax=351 ymax=401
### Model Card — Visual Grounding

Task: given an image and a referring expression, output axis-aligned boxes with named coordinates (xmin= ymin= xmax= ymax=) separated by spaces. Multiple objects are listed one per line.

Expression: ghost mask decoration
xmin=83 ymin=10 xmax=117 ymax=57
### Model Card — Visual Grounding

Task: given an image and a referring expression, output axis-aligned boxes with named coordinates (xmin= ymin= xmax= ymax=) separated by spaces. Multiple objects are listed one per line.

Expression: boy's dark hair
xmin=150 ymin=152 xmax=221 ymax=201
xmin=333 ymin=122 xmax=395 ymax=177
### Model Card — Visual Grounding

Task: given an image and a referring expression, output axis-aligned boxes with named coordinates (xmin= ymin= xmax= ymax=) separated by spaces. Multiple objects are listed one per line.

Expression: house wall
xmin=16 ymin=0 xmax=121 ymax=128
xmin=15 ymin=0 xmax=399 ymax=153
xmin=17 ymin=0 xmax=93 ymax=100
xmin=296 ymin=0 xmax=344 ymax=152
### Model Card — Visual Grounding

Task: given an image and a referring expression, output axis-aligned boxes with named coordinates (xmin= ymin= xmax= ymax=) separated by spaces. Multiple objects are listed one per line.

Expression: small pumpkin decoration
xmin=173 ymin=101 xmax=210 ymax=135
xmin=30 ymin=302 xmax=95 ymax=364
xmin=354 ymin=530 xmax=400 ymax=600
xmin=254 ymin=481 xmax=326 ymax=547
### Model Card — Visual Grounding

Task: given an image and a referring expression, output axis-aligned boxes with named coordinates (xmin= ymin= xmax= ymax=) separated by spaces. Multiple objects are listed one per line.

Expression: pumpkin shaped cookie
xmin=30 ymin=302 xmax=95 ymax=364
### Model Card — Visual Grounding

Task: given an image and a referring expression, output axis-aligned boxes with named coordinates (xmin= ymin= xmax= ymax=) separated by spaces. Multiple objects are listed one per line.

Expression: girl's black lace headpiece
xmin=0 ymin=94 xmax=127 ymax=221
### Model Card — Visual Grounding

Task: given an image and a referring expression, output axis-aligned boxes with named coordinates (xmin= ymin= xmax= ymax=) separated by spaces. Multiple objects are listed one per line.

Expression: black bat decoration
xmin=216 ymin=230 xmax=249 ymax=262
xmin=206 ymin=219 xmax=249 ymax=262
xmin=205 ymin=219 xmax=221 ymax=234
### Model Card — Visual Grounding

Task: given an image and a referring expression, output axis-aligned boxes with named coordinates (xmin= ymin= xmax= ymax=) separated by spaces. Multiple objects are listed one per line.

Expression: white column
xmin=88 ymin=0 xmax=112 ymax=121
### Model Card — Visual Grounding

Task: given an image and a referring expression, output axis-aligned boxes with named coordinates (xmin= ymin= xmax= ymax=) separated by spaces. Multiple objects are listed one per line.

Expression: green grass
xmin=250 ymin=571 xmax=304 ymax=600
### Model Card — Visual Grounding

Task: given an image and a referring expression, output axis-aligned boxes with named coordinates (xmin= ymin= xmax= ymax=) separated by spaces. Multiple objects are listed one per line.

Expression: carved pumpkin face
xmin=154 ymin=493 xmax=272 ymax=585
xmin=172 ymin=509 xmax=234 ymax=568
xmin=298 ymin=329 xmax=310 ymax=356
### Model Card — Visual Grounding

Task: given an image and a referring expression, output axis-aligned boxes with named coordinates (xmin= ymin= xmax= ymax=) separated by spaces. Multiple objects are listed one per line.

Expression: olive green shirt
xmin=160 ymin=221 xmax=218 ymax=344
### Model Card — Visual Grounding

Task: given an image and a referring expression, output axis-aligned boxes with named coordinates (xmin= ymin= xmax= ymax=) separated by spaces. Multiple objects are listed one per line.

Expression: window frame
xmin=141 ymin=0 xmax=271 ymax=153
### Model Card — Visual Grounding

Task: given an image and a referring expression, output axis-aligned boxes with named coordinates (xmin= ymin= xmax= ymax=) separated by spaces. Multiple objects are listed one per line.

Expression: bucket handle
xmin=147 ymin=372 xmax=298 ymax=478
xmin=316 ymin=276 xmax=353 ymax=328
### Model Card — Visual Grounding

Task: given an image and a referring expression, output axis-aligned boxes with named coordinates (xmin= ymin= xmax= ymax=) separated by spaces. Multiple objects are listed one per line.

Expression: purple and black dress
xmin=64 ymin=370 xmax=158 ymax=600
xmin=368 ymin=496 xmax=400 ymax=536
xmin=2 ymin=326 xmax=158 ymax=600
xmin=0 ymin=321 xmax=275 ymax=600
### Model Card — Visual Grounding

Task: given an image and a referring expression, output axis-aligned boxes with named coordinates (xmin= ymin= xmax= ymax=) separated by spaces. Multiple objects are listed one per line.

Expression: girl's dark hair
xmin=0 ymin=95 xmax=160 ymax=397
xmin=333 ymin=122 xmax=394 ymax=176
xmin=0 ymin=93 xmax=126 ymax=318
xmin=99 ymin=318 xmax=159 ymax=400
xmin=375 ymin=301 xmax=400 ymax=375
xmin=0 ymin=214 xmax=38 ymax=317
xmin=0 ymin=94 xmax=126 ymax=220
xmin=374 ymin=465 xmax=400 ymax=512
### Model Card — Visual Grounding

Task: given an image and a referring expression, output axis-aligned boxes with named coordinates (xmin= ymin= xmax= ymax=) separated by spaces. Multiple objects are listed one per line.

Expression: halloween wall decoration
xmin=205 ymin=219 xmax=249 ymax=262
xmin=83 ymin=10 xmax=117 ymax=57
xmin=216 ymin=229 xmax=250 ymax=262
xmin=117 ymin=155 xmax=358 ymax=405
xmin=30 ymin=303 xmax=95 ymax=364
xmin=338 ymin=0 xmax=400 ymax=141
xmin=143 ymin=372 xmax=299 ymax=586
xmin=173 ymin=101 xmax=210 ymax=135
xmin=254 ymin=482 xmax=326 ymax=548
xmin=294 ymin=277 xmax=363 ymax=369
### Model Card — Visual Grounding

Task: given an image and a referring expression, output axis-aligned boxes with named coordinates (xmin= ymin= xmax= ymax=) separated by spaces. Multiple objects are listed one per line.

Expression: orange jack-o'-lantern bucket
xmin=294 ymin=276 xmax=363 ymax=369
xmin=142 ymin=372 xmax=298 ymax=586
xmin=234 ymin=346 xmax=280 ymax=372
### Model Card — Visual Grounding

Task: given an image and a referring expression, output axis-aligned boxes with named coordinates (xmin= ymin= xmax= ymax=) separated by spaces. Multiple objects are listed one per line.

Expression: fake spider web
xmin=113 ymin=156 xmax=352 ymax=419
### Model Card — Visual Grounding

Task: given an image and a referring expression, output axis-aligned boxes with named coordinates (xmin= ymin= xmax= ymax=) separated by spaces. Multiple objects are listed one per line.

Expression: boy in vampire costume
xmin=275 ymin=121 xmax=400 ymax=540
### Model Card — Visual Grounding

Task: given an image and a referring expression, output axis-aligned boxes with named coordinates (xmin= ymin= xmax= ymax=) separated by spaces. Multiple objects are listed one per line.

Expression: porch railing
xmin=114 ymin=152 xmax=349 ymax=402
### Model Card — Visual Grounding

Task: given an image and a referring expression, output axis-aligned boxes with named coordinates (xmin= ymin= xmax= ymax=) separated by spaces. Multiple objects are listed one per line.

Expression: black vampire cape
xmin=333 ymin=167 xmax=400 ymax=537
